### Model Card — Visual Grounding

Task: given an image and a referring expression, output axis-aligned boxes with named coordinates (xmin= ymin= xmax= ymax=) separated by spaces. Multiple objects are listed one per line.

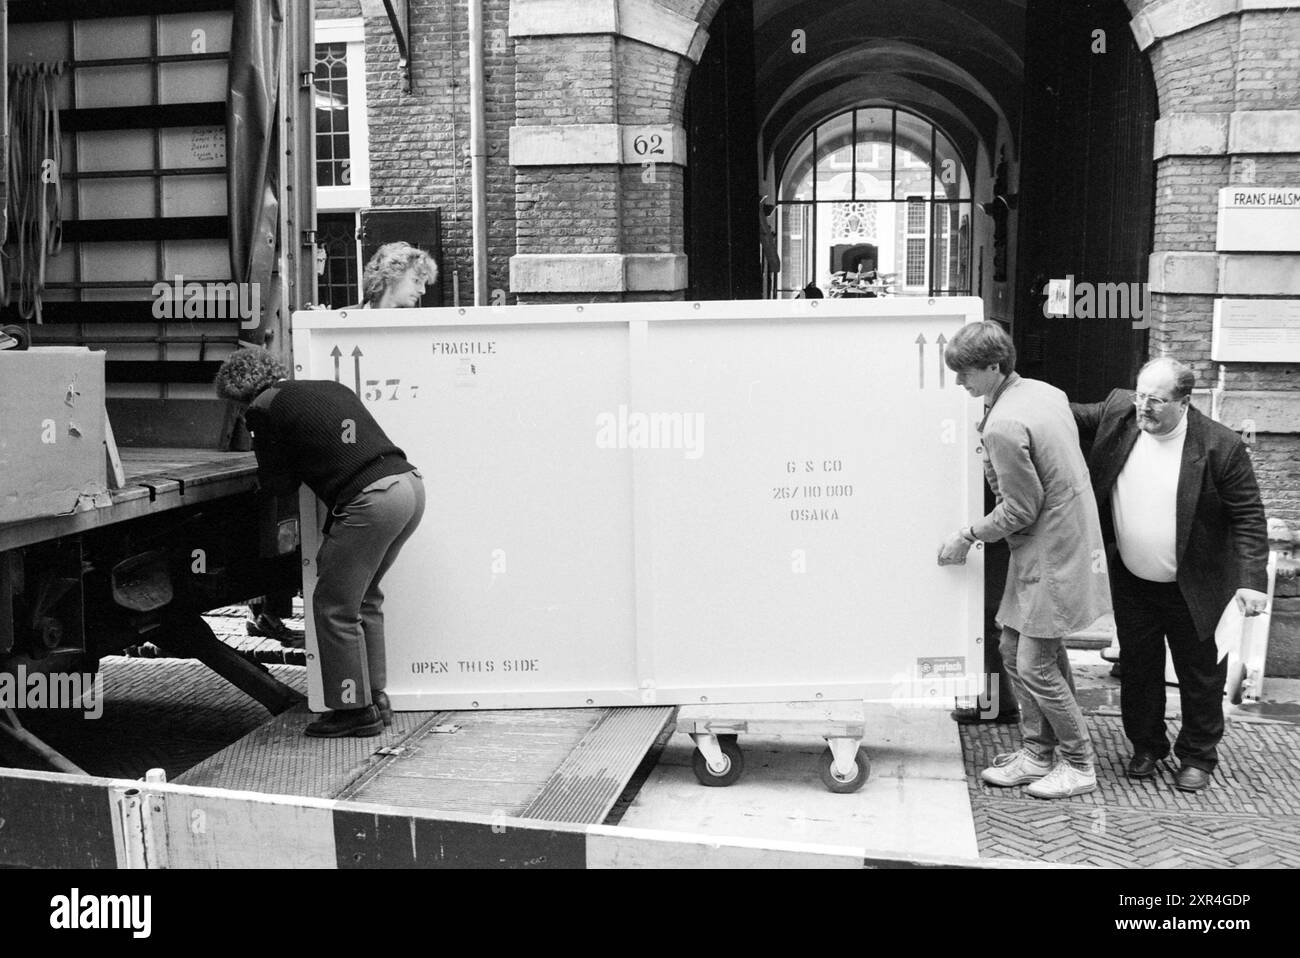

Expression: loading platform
xmin=176 ymin=702 xmax=676 ymax=825
xmin=1 ymin=655 xmax=1007 ymax=868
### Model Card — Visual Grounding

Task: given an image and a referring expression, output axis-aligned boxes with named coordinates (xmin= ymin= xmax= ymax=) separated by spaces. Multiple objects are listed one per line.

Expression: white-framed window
xmin=774 ymin=108 xmax=973 ymax=298
xmin=314 ymin=18 xmax=370 ymax=211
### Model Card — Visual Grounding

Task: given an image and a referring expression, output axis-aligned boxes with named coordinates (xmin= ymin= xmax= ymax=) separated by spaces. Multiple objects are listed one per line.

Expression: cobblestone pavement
xmin=960 ymin=658 xmax=1300 ymax=868
xmin=17 ymin=657 xmax=306 ymax=780
xmin=121 ymin=605 xmax=308 ymax=667
xmin=205 ymin=604 xmax=308 ymax=663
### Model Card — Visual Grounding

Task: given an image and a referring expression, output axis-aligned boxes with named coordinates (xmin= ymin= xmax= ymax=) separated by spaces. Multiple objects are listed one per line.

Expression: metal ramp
xmin=176 ymin=704 xmax=675 ymax=825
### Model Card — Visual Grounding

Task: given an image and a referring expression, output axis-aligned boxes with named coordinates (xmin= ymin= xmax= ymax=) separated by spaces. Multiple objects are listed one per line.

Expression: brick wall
xmin=515 ymin=168 xmax=622 ymax=254
xmin=1236 ymin=12 xmax=1300 ymax=109
xmin=1249 ymin=435 xmax=1300 ymax=524
xmin=1152 ymin=158 xmax=1229 ymax=253
xmin=314 ymin=0 xmax=359 ymax=17
xmin=514 ymin=36 xmax=618 ymax=126
xmin=617 ymin=40 xmax=689 ymax=125
xmin=318 ymin=0 xmax=517 ymax=302
xmin=1147 ymin=19 xmax=1238 ymax=111
xmin=1146 ymin=295 xmax=1213 ymax=380
xmin=319 ymin=1 xmax=713 ymax=304
xmin=620 ymin=166 xmax=684 ymax=255
xmin=1134 ymin=0 xmax=1300 ymax=672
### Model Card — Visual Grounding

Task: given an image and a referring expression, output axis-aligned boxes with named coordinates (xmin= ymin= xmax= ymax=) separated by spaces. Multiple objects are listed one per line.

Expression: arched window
xmin=776 ymin=108 xmax=972 ymax=299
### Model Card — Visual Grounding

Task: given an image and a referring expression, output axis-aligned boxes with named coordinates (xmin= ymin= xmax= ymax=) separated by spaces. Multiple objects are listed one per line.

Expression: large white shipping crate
xmin=292 ymin=298 xmax=986 ymax=711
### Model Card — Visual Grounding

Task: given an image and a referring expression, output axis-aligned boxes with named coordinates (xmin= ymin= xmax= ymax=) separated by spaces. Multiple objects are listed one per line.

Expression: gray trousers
xmin=313 ymin=471 xmax=425 ymax=710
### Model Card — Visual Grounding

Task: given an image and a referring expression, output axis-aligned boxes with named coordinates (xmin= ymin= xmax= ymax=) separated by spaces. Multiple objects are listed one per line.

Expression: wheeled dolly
xmin=678 ymin=701 xmax=870 ymax=793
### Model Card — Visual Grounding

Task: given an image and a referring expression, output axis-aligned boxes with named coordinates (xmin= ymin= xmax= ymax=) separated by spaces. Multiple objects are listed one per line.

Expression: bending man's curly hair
xmin=214 ymin=346 xmax=289 ymax=403
xmin=361 ymin=241 xmax=439 ymax=306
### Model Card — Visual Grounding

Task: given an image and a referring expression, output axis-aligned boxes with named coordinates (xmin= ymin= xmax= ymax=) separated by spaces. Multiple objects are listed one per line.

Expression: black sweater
xmin=244 ymin=379 xmax=415 ymax=512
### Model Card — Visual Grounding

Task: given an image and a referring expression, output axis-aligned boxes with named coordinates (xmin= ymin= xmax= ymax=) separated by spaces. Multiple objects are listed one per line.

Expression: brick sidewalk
xmin=960 ymin=714 xmax=1300 ymax=867
xmin=121 ymin=606 xmax=309 ymax=667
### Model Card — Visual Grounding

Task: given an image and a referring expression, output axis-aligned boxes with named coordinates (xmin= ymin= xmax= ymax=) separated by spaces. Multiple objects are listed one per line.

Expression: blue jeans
xmin=1000 ymin=626 xmax=1095 ymax=769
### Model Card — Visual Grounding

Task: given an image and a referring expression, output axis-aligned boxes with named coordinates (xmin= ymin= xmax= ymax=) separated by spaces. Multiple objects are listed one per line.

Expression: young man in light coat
xmin=938 ymin=321 xmax=1112 ymax=798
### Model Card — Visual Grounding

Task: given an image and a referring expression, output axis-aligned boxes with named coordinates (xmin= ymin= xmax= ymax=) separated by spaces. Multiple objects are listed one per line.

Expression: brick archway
xmin=1120 ymin=0 xmax=1300 ymax=524
xmin=507 ymin=0 xmax=726 ymax=303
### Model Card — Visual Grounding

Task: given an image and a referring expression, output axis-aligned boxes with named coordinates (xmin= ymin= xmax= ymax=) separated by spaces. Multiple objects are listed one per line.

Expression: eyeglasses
xmin=1133 ymin=392 xmax=1180 ymax=409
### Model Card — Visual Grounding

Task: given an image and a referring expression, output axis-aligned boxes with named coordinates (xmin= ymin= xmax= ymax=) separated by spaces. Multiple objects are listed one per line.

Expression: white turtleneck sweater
xmin=1112 ymin=409 xmax=1189 ymax=582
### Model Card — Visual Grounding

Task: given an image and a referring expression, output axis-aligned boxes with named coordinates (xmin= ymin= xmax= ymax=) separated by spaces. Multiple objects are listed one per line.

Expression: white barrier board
xmin=292 ymin=298 xmax=985 ymax=710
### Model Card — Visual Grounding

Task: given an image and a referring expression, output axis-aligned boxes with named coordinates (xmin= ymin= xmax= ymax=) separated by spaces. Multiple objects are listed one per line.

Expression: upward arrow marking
xmin=916 ymin=333 xmax=927 ymax=389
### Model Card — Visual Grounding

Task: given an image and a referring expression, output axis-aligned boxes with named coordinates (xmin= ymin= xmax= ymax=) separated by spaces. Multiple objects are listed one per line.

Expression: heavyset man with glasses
xmin=1070 ymin=357 xmax=1269 ymax=792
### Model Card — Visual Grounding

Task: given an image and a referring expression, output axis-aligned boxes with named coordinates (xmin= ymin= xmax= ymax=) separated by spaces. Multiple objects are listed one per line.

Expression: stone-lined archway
xmin=506 ymin=0 xmax=727 ymax=303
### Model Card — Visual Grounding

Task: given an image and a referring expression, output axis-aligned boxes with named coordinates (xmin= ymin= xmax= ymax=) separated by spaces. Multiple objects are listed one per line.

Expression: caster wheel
xmin=820 ymin=747 xmax=869 ymax=793
xmin=1 ymin=324 xmax=29 ymax=351
xmin=692 ymin=738 xmax=744 ymax=787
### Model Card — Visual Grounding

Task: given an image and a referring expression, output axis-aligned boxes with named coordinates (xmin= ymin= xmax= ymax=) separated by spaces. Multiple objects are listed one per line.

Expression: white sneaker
xmin=980 ymin=749 xmax=1053 ymax=787
xmin=1026 ymin=761 xmax=1098 ymax=799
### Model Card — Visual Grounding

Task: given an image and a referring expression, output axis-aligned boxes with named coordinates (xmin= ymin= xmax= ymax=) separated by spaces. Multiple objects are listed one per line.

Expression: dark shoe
xmin=373 ymin=690 xmax=392 ymax=727
xmin=304 ymin=705 xmax=383 ymax=738
xmin=1127 ymin=751 xmax=1160 ymax=779
xmin=246 ymin=613 xmax=305 ymax=648
xmin=1175 ymin=765 xmax=1212 ymax=792
xmin=951 ymin=706 xmax=1020 ymax=725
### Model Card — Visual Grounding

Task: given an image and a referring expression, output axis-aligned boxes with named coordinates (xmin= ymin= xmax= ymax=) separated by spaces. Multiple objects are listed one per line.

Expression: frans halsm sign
xmin=1217 ymin=186 xmax=1300 ymax=252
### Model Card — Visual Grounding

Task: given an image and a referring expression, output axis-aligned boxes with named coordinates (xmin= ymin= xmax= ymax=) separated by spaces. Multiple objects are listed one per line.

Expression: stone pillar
xmin=1131 ymin=0 xmax=1300 ymax=668
xmin=507 ymin=0 xmax=717 ymax=302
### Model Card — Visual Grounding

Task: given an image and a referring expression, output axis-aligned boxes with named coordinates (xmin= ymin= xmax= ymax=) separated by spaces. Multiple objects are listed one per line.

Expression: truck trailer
xmin=0 ymin=0 xmax=317 ymax=771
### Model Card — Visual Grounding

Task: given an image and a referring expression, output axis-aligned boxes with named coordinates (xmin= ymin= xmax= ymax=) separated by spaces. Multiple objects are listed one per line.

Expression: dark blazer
xmin=1071 ymin=389 xmax=1269 ymax=640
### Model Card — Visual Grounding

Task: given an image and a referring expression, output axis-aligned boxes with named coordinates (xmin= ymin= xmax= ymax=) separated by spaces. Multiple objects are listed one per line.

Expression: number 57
xmin=364 ymin=379 xmax=401 ymax=401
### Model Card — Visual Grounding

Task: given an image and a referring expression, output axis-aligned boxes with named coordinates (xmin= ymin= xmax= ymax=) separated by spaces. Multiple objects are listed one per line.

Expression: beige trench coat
xmin=970 ymin=375 xmax=1112 ymax=638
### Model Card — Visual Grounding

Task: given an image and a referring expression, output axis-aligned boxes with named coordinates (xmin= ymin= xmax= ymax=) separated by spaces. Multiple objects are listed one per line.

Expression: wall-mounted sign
xmin=1044 ymin=278 xmax=1072 ymax=317
xmin=1211 ymin=298 xmax=1300 ymax=362
xmin=1216 ymin=187 xmax=1300 ymax=252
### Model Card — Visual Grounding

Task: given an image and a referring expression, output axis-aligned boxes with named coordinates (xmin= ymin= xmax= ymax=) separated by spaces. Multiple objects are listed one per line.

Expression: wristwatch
xmin=960 ymin=526 xmax=977 ymax=544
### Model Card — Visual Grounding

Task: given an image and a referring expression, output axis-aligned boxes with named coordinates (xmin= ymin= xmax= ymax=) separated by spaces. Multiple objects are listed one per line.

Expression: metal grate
xmin=175 ymin=705 xmax=444 ymax=800
xmin=521 ymin=707 xmax=675 ymax=824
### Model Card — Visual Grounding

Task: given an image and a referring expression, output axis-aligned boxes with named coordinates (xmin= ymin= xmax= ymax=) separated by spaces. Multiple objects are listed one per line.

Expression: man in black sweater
xmin=216 ymin=347 xmax=425 ymax=737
